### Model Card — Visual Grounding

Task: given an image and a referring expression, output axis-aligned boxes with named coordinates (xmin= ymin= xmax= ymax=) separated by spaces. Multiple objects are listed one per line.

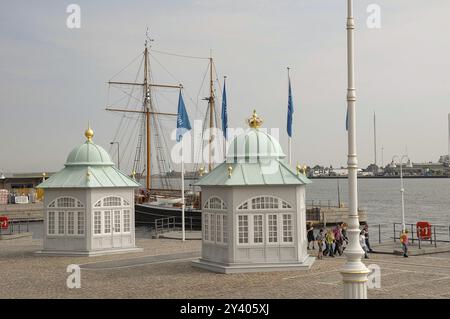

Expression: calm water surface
xmin=26 ymin=178 xmax=450 ymax=239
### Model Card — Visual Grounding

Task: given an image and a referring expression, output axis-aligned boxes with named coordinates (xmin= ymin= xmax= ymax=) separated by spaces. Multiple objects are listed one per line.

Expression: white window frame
xmin=237 ymin=214 xmax=249 ymax=245
xmin=282 ymin=213 xmax=294 ymax=243
xmin=236 ymin=196 xmax=293 ymax=211
xmin=266 ymin=214 xmax=278 ymax=245
xmin=203 ymin=196 xmax=227 ymax=210
xmin=252 ymin=214 xmax=264 ymax=245
xmin=47 ymin=197 xmax=85 ymax=237
xmin=92 ymin=196 xmax=132 ymax=236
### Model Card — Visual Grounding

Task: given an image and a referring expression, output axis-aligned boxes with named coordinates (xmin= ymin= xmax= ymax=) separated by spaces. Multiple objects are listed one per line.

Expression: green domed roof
xmin=37 ymin=126 xmax=140 ymax=189
xmin=227 ymin=128 xmax=286 ymax=160
xmin=195 ymin=110 xmax=311 ymax=187
xmin=66 ymin=141 xmax=114 ymax=166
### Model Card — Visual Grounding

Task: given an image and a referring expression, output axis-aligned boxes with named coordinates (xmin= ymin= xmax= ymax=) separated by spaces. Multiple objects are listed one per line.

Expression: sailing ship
xmin=105 ymin=33 xmax=222 ymax=226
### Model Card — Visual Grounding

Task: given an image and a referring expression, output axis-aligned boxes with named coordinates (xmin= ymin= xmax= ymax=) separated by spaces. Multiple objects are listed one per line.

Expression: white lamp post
xmin=340 ymin=0 xmax=370 ymax=299
xmin=392 ymin=155 xmax=410 ymax=232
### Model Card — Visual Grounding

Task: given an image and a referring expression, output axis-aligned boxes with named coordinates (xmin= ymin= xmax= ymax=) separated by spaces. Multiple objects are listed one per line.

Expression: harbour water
xmin=24 ymin=178 xmax=450 ymax=240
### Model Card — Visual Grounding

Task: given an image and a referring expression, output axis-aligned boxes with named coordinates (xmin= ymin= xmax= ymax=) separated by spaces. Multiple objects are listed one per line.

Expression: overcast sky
xmin=1 ymin=0 xmax=450 ymax=174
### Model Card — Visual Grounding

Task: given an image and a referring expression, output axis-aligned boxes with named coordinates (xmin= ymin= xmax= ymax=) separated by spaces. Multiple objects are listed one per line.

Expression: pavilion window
xmin=103 ymin=210 xmax=111 ymax=234
xmin=123 ymin=210 xmax=131 ymax=233
xmin=57 ymin=197 xmax=75 ymax=208
xmin=48 ymin=212 xmax=55 ymax=235
xmin=222 ymin=215 xmax=228 ymax=243
xmin=94 ymin=211 xmax=102 ymax=235
xmin=282 ymin=214 xmax=293 ymax=243
xmin=58 ymin=211 xmax=65 ymax=235
xmin=77 ymin=212 xmax=84 ymax=235
xmin=238 ymin=215 xmax=249 ymax=244
xmin=210 ymin=214 xmax=216 ymax=242
xmin=114 ymin=210 xmax=121 ymax=233
xmin=203 ymin=214 xmax=209 ymax=241
xmin=67 ymin=212 xmax=75 ymax=235
xmin=268 ymin=214 xmax=278 ymax=243
xmin=253 ymin=215 xmax=264 ymax=244
xmin=104 ymin=196 xmax=122 ymax=207
xmin=216 ymin=214 xmax=222 ymax=243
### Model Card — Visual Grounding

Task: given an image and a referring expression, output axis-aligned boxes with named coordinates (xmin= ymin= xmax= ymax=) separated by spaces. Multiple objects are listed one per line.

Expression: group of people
xmin=307 ymin=223 xmax=373 ymax=260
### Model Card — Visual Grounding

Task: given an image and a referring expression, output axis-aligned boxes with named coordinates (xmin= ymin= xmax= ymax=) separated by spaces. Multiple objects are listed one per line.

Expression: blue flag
xmin=176 ymin=90 xmax=191 ymax=142
xmin=287 ymin=77 xmax=294 ymax=137
xmin=221 ymin=78 xmax=228 ymax=140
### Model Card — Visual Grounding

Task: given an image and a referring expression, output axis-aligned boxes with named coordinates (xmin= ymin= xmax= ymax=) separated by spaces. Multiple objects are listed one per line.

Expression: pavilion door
xmin=112 ymin=210 xmax=122 ymax=248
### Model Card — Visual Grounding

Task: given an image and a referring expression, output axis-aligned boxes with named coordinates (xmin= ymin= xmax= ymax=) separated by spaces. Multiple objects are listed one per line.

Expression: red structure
xmin=0 ymin=216 xmax=9 ymax=229
xmin=416 ymin=221 xmax=432 ymax=240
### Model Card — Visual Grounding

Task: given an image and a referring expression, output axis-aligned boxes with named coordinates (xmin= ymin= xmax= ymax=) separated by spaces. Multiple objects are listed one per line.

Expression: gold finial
xmin=247 ymin=109 xmax=263 ymax=128
xmin=131 ymin=170 xmax=136 ymax=179
xmin=302 ymin=165 xmax=307 ymax=175
xmin=296 ymin=163 xmax=301 ymax=175
xmin=85 ymin=123 xmax=94 ymax=142
xmin=227 ymin=165 xmax=233 ymax=178
xmin=199 ymin=166 xmax=205 ymax=177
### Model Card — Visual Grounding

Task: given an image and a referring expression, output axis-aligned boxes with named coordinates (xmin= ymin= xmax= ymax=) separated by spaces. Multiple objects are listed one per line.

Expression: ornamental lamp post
xmin=340 ymin=0 xmax=370 ymax=299
xmin=392 ymin=154 xmax=410 ymax=232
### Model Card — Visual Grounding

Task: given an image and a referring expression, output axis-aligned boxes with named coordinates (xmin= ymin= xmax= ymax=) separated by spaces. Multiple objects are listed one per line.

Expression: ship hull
xmin=135 ymin=203 xmax=202 ymax=230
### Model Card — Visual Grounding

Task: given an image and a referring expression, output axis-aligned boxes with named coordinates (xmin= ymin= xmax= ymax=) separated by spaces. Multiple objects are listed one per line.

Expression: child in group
xmin=325 ymin=229 xmax=335 ymax=257
xmin=315 ymin=228 xmax=325 ymax=260
xmin=360 ymin=230 xmax=369 ymax=259
xmin=400 ymin=229 xmax=409 ymax=257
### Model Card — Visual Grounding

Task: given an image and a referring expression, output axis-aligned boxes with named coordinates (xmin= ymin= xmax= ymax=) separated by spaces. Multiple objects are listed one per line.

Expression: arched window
xmin=47 ymin=197 xmax=84 ymax=237
xmin=92 ymin=196 xmax=131 ymax=236
xmin=236 ymin=196 xmax=292 ymax=210
xmin=203 ymin=196 xmax=227 ymax=210
xmin=48 ymin=196 xmax=84 ymax=208
xmin=93 ymin=196 xmax=130 ymax=208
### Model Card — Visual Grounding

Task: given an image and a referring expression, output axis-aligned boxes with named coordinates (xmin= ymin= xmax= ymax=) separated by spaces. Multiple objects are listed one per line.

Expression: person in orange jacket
xmin=400 ymin=229 xmax=409 ymax=257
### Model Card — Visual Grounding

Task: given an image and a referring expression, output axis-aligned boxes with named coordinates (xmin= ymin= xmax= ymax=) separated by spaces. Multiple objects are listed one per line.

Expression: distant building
xmin=192 ymin=111 xmax=315 ymax=273
xmin=36 ymin=126 xmax=142 ymax=256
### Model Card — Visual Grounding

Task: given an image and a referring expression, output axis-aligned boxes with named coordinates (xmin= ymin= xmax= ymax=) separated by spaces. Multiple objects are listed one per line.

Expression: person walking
xmin=316 ymin=229 xmax=325 ymax=260
xmin=400 ymin=229 xmax=409 ymax=257
xmin=325 ymin=229 xmax=335 ymax=257
xmin=363 ymin=224 xmax=374 ymax=253
xmin=360 ymin=230 xmax=369 ymax=259
xmin=307 ymin=223 xmax=315 ymax=250
xmin=333 ymin=224 xmax=343 ymax=256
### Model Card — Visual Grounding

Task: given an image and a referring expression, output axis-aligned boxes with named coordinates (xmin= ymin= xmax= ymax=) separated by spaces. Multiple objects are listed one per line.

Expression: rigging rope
xmin=151 ymin=49 xmax=209 ymax=60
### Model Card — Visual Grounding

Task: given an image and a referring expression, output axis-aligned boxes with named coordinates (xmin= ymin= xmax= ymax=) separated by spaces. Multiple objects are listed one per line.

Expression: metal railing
xmin=136 ymin=216 xmax=202 ymax=235
xmin=306 ymin=200 xmax=340 ymax=209
xmin=365 ymin=222 xmax=450 ymax=247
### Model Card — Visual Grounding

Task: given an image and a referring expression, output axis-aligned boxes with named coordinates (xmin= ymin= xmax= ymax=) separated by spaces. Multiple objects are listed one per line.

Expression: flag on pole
xmin=176 ymin=90 xmax=191 ymax=142
xmin=221 ymin=77 xmax=228 ymax=140
xmin=287 ymin=76 xmax=294 ymax=137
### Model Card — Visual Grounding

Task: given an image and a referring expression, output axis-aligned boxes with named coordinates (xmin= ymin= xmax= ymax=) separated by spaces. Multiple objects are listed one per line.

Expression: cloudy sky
xmin=1 ymin=0 xmax=450 ymax=174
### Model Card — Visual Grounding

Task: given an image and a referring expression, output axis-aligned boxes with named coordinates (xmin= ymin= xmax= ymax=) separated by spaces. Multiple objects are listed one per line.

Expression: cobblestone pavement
xmin=1 ymin=237 xmax=450 ymax=299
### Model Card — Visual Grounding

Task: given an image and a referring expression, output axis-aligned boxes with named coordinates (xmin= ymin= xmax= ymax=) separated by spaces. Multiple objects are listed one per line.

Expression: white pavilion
xmin=192 ymin=111 xmax=315 ymax=273
xmin=36 ymin=126 xmax=142 ymax=256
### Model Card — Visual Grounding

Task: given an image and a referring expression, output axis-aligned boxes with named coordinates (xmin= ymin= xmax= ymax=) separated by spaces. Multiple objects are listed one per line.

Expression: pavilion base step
xmin=191 ymin=256 xmax=315 ymax=274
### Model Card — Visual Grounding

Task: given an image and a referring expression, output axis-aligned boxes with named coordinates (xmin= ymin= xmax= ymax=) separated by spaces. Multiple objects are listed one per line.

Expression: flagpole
xmin=222 ymin=76 xmax=227 ymax=161
xmin=341 ymin=0 xmax=369 ymax=299
xmin=181 ymin=139 xmax=185 ymax=242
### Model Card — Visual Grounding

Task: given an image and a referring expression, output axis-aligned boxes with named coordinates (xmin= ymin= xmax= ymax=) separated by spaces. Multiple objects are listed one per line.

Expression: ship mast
xmin=144 ymin=43 xmax=151 ymax=189
xmin=106 ymin=34 xmax=180 ymax=191
xmin=209 ymin=57 xmax=215 ymax=172
xmin=203 ymin=56 xmax=215 ymax=172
